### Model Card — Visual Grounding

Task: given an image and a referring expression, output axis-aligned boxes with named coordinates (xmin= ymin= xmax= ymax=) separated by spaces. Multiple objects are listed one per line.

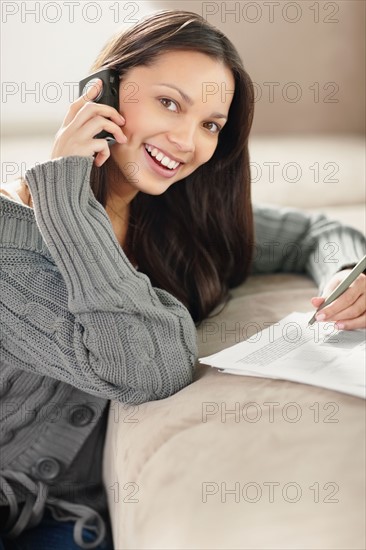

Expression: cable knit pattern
xmin=1 ymin=155 xmax=198 ymax=404
xmin=0 ymin=154 xmax=198 ymax=547
xmin=1 ymin=154 xmax=365 ymax=548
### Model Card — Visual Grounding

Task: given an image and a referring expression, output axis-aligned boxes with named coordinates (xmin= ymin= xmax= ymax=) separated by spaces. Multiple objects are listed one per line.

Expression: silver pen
xmin=308 ymin=254 xmax=366 ymax=326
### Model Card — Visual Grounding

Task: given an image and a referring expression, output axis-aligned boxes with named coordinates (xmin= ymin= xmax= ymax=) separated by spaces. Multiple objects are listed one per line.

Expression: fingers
xmin=87 ymin=137 xmax=116 ymax=167
xmin=72 ymin=103 xmax=125 ymax=132
xmin=335 ymin=311 xmax=366 ymax=331
xmin=317 ymin=294 xmax=366 ymax=322
xmin=311 ymin=273 xmax=366 ymax=330
xmin=78 ymin=116 xmax=127 ymax=144
xmin=64 ymin=78 xmax=124 ymax=130
xmin=93 ymin=144 xmax=112 ymax=168
xmin=51 ymin=77 xmax=127 ymax=165
xmin=319 ymin=277 xmax=364 ymax=318
xmin=311 ymin=297 xmax=325 ymax=306
xmin=62 ymin=78 xmax=102 ymax=127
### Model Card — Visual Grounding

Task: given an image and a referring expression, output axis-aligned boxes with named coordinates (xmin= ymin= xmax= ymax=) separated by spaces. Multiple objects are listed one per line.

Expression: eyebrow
xmin=154 ymin=83 xmax=228 ymax=120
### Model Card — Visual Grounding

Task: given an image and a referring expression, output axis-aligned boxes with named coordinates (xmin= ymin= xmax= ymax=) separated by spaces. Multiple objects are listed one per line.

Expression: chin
xmin=140 ymin=180 xmax=175 ymax=195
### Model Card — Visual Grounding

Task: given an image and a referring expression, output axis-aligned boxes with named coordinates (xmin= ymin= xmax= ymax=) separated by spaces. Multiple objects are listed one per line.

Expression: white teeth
xmin=144 ymin=144 xmax=180 ymax=170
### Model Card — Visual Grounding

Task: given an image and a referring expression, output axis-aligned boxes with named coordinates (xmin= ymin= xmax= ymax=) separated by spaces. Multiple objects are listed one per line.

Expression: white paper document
xmin=199 ymin=312 xmax=366 ymax=399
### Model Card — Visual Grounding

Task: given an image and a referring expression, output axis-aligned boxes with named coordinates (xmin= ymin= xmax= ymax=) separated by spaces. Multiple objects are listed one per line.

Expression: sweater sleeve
xmin=251 ymin=202 xmax=366 ymax=294
xmin=1 ymin=155 xmax=197 ymax=404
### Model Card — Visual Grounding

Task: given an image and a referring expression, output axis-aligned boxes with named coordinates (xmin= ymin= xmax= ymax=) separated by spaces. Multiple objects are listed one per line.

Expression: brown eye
xmin=159 ymin=98 xmax=179 ymax=112
xmin=204 ymin=121 xmax=221 ymax=134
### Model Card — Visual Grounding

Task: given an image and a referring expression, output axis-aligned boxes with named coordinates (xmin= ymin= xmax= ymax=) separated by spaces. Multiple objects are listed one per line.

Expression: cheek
xmin=120 ymin=102 xmax=163 ymax=140
xmin=119 ymin=93 xmax=145 ymax=125
xmin=198 ymin=140 xmax=218 ymax=165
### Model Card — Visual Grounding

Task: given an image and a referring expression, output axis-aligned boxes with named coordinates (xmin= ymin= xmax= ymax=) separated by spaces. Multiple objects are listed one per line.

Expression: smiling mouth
xmin=144 ymin=143 xmax=181 ymax=170
xmin=142 ymin=145 xmax=182 ymax=179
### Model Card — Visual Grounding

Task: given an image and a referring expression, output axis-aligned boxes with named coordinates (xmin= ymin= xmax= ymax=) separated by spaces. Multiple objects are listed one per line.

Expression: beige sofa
xmin=103 ymin=136 xmax=365 ymax=550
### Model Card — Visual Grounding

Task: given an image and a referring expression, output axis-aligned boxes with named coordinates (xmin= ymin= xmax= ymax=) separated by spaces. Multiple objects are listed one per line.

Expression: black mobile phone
xmin=79 ymin=68 xmax=120 ymax=142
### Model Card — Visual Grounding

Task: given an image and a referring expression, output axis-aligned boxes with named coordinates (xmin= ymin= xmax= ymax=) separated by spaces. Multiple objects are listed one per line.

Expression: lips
xmin=144 ymin=143 xmax=184 ymax=165
xmin=142 ymin=145 xmax=182 ymax=179
xmin=145 ymin=145 xmax=180 ymax=170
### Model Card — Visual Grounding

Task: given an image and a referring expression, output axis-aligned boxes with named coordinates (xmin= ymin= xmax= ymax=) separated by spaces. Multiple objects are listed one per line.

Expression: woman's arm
xmin=251 ymin=202 xmax=366 ymax=294
xmin=1 ymin=155 xmax=197 ymax=404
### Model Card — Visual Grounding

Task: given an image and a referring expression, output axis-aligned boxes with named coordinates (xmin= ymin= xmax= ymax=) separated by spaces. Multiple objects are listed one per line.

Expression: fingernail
xmin=336 ymin=323 xmax=345 ymax=330
xmin=316 ymin=313 xmax=326 ymax=321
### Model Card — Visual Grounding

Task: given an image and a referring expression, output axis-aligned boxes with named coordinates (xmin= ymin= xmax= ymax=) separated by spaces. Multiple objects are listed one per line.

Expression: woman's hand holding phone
xmin=51 ymin=78 xmax=127 ymax=167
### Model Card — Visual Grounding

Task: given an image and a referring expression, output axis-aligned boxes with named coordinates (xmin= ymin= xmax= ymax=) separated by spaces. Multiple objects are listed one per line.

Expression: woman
xmin=1 ymin=9 xmax=365 ymax=550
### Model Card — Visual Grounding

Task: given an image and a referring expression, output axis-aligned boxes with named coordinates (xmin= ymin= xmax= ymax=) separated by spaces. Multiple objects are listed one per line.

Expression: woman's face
xmin=108 ymin=50 xmax=235 ymax=197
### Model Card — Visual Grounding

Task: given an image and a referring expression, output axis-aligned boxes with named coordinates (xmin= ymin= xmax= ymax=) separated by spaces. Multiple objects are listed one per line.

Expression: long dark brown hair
xmin=88 ymin=10 xmax=255 ymax=327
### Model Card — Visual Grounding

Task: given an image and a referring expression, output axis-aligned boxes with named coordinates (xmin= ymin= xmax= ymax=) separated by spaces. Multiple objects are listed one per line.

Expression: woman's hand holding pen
xmin=51 ymin=78 xmax=127 ymax=167
xmin=310 ymin=268 xmax=366 ymax=330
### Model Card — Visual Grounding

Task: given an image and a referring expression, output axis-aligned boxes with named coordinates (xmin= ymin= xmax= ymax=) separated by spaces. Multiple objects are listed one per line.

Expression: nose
xmin=166 ymin=121 xmax=196 ymax=155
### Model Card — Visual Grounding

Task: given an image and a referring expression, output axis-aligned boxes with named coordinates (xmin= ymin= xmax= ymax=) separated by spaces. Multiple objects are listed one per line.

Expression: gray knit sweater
xmin=1 ymin=155 xmax=365 ymax=548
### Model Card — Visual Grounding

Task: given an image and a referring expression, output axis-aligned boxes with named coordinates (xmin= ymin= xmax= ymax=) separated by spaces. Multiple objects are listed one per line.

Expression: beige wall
xmin=2 ymin=1 xmax=364 ymax=136
xmin=153 ymin=0 xmax=365 ymax=135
